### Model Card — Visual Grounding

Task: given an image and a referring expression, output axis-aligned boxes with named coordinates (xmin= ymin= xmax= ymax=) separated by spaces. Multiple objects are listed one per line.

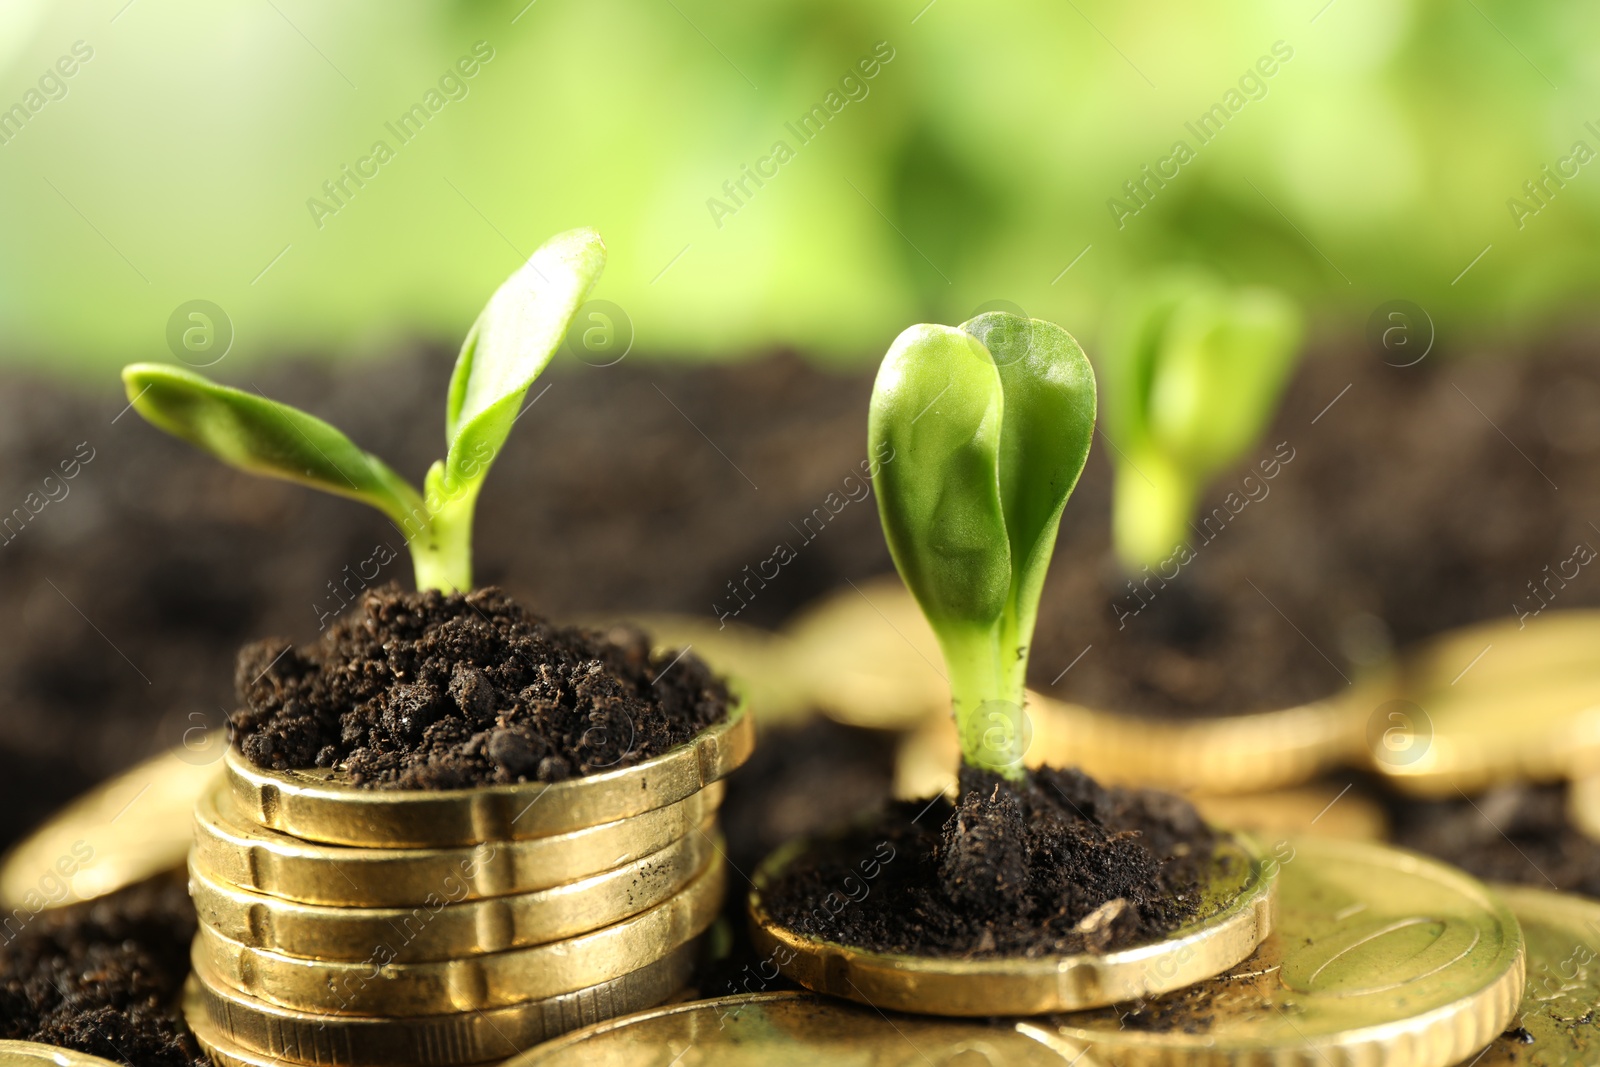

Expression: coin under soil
xmin=190 ymin=817 xmax=714 ymax=961
xmin=894 ymin=691 xmax=1371 ymax=802
xmin=183 ymin=941 xmax=697 ymax=1067
xmin=1374 ymin=612 xmax=1600 ymax=796
xmin=1465 ymin=884 xmax=1600 ymax=1066
xmin=223 ymin=701 xmax=752 ymax=848
xmin=0 ymin=747 xmax=220 ymax=909
xmin=1035 ymin=688 xmax=1387 ymax=796
xmin=191 ymin=780 xmax=721 ymax=907
xmin=503 ymin=990 xmax=1066 ymax=1067
xmin=0 ymin=1041 xmax=126 ymax=1067
xmin=748 ymin=830 xmax=1276 ymax=1017
xmin=1186 ymin=783 xmax=1388 ymax=842
xmin=1021 ymin=837 xmax=1525 ymax=1067
xmin=197 ymin=852 xmax=725 ymax=1015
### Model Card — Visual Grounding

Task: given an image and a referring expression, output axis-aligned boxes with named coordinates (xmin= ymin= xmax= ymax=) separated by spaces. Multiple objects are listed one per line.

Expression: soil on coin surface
xmin=233 ymin=585 xmax=729 ymax=788
xmin=0 ymin=872 xmax=204 ymax=1067
xmin=1388 ymin=781 xmax=1600 ymax=898
xmin=763 ymin=766 xmax=1218 ymax=959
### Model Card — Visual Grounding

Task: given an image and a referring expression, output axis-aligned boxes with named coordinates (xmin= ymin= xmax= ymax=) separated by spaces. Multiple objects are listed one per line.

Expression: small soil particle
xmin=0 ymin=873 xmax=204 ymax=1067
xmin=232 ymin=585 xmax=729 ymax=788
xmin=764 ymin=766 xmax=1217 ymax=959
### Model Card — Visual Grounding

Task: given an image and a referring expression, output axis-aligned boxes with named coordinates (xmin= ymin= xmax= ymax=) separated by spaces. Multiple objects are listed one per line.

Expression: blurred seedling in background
xmin=1101 ymin=271 xmax=1303 ymax=572
xmin=869 ymin=312 xmax=1096 ymax=780
xmin=121 ymin=228 xmax=605 ymax=593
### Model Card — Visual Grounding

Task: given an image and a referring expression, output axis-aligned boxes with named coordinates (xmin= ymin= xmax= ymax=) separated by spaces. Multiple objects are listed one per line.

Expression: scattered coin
xmin=224 ymin=703 xmax=753 ymax=847
xmin=1375 ymin=611 xmax=1600 ymax=795
xmin=783 ymin=576 xmax=949 ymax=731
xmin=0 ymin=747 xmax=220 ymax=909
xmin=198 ymin=854 xmax=725 ymax=1015
xmin=1187 ymin=782 xmax=1387 ymax=842
xmin=1023 ymin=837 xmax=1525 ymax=1067
xmin=191 ymin=781 xmax=720 ymax=907
xmin=749 ymin=831 xmax=1276 ymax=1016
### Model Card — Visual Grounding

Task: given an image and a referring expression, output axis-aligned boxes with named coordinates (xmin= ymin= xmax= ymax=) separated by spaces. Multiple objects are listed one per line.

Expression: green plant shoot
xmin=121 ymin=228 xmax=605 ymax=593
xmin=1101 ymin=273 xmax=1303 ymax=572
xmin=869 ymin=312 xmax=1096 ymax=780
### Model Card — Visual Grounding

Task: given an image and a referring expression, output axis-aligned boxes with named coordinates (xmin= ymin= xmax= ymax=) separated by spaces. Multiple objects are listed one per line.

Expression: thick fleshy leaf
xmin=962 ymin=312 xmax=1097 ymax=620
xmin=121 ymin=363 xmax=423 ymax=528
xmin=869 ymin=323 xmax=1009 ymax=628
xmin=441 ymin=228 xmax=605 ymax=497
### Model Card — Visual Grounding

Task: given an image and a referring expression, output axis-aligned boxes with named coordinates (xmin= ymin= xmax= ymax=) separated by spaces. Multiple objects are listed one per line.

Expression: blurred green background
xmin=0 ymin=0 xmax=1593 ymax=374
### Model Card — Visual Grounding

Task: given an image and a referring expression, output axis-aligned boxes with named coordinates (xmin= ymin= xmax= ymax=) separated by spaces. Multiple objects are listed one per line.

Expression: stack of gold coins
xmin=181 ymin=706 xmax=753 ymax=1067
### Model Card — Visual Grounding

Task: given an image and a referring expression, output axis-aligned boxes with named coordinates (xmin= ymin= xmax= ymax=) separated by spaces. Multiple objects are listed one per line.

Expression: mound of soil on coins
xmin=233 ymin=585 xmax=729 ymax=788
xmin=0 ymin=873 xmax=203 ymax=1067
xmin=763 ymin=766 xmax=1217 ymax=959
xmin=1390 ymin=782 xmax=1600 ymax=897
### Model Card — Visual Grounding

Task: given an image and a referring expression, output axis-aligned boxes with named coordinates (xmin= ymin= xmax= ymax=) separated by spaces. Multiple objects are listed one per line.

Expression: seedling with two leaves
xmin=121 ymin=228 xmax=605 ymax=593
xmin=1101 ymin=273 xmax=1303 ymax=572
xmin=869 ymin=312 xmax=1096 ymax=781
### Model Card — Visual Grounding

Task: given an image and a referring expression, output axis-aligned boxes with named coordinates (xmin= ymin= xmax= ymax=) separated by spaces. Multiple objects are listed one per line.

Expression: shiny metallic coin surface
xmin=189 ymin=817 xmax=713 ymax=960
xmin=223 ymin=702 xmax=751 ymax=847
xmin=191 ymin=781 xmax=720 ymax=907
xmin=183 ymin=942 xmax=696 ymax=1065
xmin=197 ymin=854 xmax=725 ymax=1015
xmin=1024 ymin=838 xmax=1526 ymax=1067
xmin=749 ymin=831 xmax=1276 ymax=1017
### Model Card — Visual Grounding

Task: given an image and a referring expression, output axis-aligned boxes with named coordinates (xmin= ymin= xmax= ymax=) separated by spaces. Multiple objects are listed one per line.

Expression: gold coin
xmin=1465 ymin=884 xmax=1600 ymax=1067
xmin=183 ymin=943 xmax=696 ymax=1066
xmin=224 ymin=701 xmax=752 ymax=847
xmin=1023 ymin=690 xmax=1373 ymax=797
xmin=503 ymin=990 xmax=1066 ymax=1067
xmin=1374 ymin=612 xmax=1600 ymax=796
xmin=191 ymin=781 xmax=720 ymax=907
xmin=783 ymin=576 xmax=949 ymax=731
xmin=0 ymin=1041 xmax=126 ymax=1067
xmin=0 ymin=748 xmax=220 ymax=909
xmin=190 ymin=817 xmax=714 ymax=961
xmin=748 ymin=831 xmax=1277 ymax=1017
xmin=1024 ymin=837 xmax=1525 ymax=1067
xmin=1401 ymin=610 xmax=1600 ymax=695
xmin=197 ymin=852 xmax=725 ymax=1015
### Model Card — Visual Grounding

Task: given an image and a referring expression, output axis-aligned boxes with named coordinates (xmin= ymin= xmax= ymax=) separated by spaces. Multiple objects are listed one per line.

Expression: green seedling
xmin=121 ymin=228 xmax=605 ymax=593
xmin=1101 ymin=273 xmax=1302 ymax=572
xmin=869 ymin=312 xmax=1096 ymax=780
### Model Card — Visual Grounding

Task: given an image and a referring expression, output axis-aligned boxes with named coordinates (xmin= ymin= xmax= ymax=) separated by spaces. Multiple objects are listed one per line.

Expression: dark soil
xmin=233 ymin=585 xmax=728 ymax=787
xmin=1387 ymin=781 xmax=1600 ymax=897
xmin=763 ymin=766 xmax=1217 ymax=959
xmin=0 ymin=872 xmax=203 ymax=1067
